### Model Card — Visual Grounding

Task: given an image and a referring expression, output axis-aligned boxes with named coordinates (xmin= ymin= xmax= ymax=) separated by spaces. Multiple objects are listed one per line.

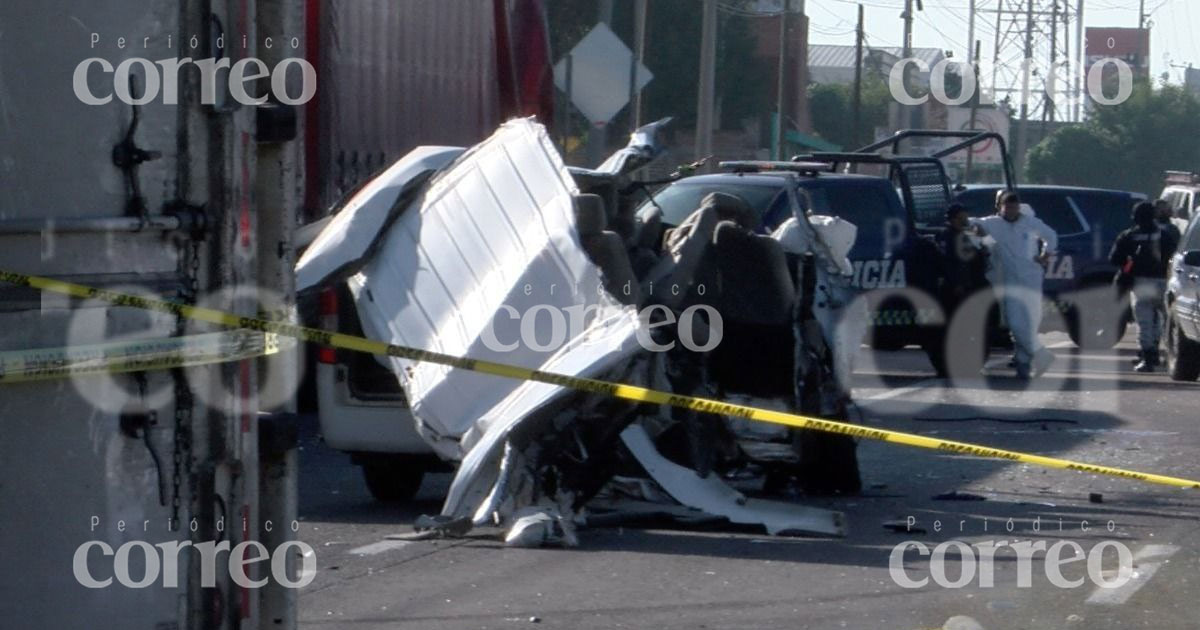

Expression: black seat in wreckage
xmin=572 ymin=190 xmax=861 ymax=495
xmin=665 ymin=192 xmax=860 ymax=495
xmin=573 ymin=193 xmax=640 ymax=306
xmin=709 ymin=217 xmax=796 ymax=397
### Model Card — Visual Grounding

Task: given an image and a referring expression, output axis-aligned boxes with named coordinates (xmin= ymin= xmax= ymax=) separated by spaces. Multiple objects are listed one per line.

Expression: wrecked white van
xmin=298 ymin=119 xmax=860 ymax=545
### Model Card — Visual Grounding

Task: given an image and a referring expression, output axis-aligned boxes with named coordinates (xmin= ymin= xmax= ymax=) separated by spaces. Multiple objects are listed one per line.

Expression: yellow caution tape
xmin=0 ymin=328 xmax=290 ymax=383
xmin=2 ymin=269 xmax=1196 ymax=490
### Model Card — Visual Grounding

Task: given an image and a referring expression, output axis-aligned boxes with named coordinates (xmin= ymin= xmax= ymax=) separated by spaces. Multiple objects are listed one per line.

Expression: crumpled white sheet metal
xmin=343 ymin=119 xmax=644 ymax=460
xmin=295 ymin=146 xmax=465 ymax=293
xmin=620 ymin=425 xmax=845 ymax=537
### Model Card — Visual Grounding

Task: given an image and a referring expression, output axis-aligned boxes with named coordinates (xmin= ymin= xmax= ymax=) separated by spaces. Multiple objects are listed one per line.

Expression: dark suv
xmin=955 ymin=185 xmax=1147 ymax=348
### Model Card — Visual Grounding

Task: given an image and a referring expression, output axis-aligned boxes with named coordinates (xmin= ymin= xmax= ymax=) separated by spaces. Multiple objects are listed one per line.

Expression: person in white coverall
xmin=971 ymin=191 xmax=1058 ymax=379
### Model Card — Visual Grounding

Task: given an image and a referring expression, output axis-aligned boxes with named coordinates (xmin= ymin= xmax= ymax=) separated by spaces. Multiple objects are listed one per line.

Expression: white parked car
xmin=1160 ymin=171 xmax=1200 ymax=227
xmin=1165 ymin=213 xmax=1200 ymax=381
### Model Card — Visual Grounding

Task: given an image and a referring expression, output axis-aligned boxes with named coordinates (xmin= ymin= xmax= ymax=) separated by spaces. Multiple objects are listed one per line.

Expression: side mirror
xmin=1183 ymin=250 xmax=1200 ymax=267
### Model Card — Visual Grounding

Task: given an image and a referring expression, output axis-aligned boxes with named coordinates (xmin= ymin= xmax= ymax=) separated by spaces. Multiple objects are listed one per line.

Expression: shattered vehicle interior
xmin=297 ymin=119 xmax=872 ymax=546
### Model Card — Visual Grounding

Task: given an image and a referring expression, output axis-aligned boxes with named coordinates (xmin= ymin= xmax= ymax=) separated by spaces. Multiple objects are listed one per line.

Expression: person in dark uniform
xmin=1110 ymin=201 xmax=1180 ymax=372
xmin=937 ymin=203 xmax=990 ymax=314
xmin=927 ymin=204 xmax=990 ymax=376
xmin=1155 ymin=198 xmax=1183 ymax=244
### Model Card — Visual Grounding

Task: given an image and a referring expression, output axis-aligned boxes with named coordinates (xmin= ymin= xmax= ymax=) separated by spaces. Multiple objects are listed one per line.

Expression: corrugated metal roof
xmin=808 ymin=44 xmax=944 ymax=69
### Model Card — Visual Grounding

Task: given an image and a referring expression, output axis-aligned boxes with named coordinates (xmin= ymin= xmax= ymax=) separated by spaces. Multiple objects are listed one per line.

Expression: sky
xmin=801 ymin=0 xmax=1200 ymax=85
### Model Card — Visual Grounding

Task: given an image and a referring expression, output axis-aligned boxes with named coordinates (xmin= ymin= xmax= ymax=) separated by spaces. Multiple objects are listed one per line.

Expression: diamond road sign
xmin=553 ymin=22 xmax=653 ymax=126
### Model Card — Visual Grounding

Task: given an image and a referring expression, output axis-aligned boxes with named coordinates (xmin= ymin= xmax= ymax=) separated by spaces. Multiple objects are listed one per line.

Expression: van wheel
xmin=1166 ymin=315 xmax=1200 ymax=382
xmin=1067 ymin=303 xmax=1127 ymax=350
xmin=361 ymin=461 xmax=424 ymax=502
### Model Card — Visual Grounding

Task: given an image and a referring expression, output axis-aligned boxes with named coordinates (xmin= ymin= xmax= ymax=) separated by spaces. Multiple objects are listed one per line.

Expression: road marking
xmin=349 ymin=540 xmax=412 ymax=556
xmin=861 ymin=378 xmax=941 ymax=402
xmin=299 ymin=546 xmax=317 ymax=583
xmin=1085 ymin=544 xmax=1179 ymax=606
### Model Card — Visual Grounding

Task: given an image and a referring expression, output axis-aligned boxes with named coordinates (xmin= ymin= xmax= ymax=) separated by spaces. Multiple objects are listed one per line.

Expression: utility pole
xmin=1062 ymin=3 xmax=1070 ymax=122
xmin=631 ymin=0 xmax=648 ymax=132
xmin=1075 ymin=0 xmax=1084 ymax=121
xmin=1016 ymin=0 xmax=1034 ymax=175
xmin=775 ymin=0 xmax=790 ymax=159
xmin=1138 ymin=0 xmax=1146 ymax=29
xmin=1047 ymin=0 xmax=1058 ymax=124
xmin=992 ymin=1 xmax=1004 ymax=98
xmin=695 ymin=0 xmax=717 ymax=168
xmin=587 ymin=0 xmax=614 ymax=166
xmin=965 ymin=40 xmax=982 ymax=183
xmin=852 ymin=4 xmax=864 ymax=150
xmin=901 ymin=0 xmax=914 ymax=131
xmin=967 ymin=0 xmax=976 ymax=65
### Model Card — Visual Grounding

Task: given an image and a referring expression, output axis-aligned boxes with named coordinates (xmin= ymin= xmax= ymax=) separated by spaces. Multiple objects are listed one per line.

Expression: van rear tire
xmin=362 ymin=460 xmax=424 ymax=502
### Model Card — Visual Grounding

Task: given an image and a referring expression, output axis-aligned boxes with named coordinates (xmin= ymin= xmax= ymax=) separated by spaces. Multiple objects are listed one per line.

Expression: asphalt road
xmin=295 ymin=331 xmax=1200 ymax=630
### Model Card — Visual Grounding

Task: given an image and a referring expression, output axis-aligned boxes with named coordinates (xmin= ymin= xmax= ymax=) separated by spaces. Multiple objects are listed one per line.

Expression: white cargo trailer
xmin=0 ymin=0 xmax=305 ymax=628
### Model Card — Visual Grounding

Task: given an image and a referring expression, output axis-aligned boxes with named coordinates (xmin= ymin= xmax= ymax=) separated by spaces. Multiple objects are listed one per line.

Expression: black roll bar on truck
xmin=854 ymin=129 xmax=1017 ymax=191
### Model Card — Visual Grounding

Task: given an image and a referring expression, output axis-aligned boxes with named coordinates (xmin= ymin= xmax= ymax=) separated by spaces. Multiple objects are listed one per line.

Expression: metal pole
xmin=1075 ymin=0 xmax=1084 ymax=121
xmin=1016 ymin=0 xmax=1034 ymax=175
xmin=1047 ymin=0 xmax=1058 ymax=125
xmin=967 ymin=0 xmax=976 ymax=64
xmin=852 ymin=4 xmax=864 ymax=150
xmin=966 ymin=40 xmax=981 ymax=183
xmin=775 ymin=0 xmax=789 ymax=159
xmin=695 ymin=0 xmax=717 ymax=168
xmin=992 ymin=0 xmax=1004 ymax=100
xmin=902 ymin=0 xmax=914 ymax=130
xmin=565 ymin=54 xmax=574 ymax=150
xmin=587 ymin=0 xmax=615 ymax=166
xmin=632 ymin=0 xmax=648 ymax=131
xmin=1139 ymin=0 xmax=1145 ymax=29
xmin=1063 ymin=4 xmax=1071 ymax=123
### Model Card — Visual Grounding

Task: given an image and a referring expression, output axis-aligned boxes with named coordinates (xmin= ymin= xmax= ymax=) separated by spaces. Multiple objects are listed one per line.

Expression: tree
xmin=1025 ymin=82 xmax=1200 ymax=195
xmin=807 ymin=75 xmax=892 ymax=150
xmin=1025 ymin=126 xmax=1120 ymax=187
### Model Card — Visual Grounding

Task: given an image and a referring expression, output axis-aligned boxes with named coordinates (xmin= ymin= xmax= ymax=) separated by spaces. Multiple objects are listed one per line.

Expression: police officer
xmin=926 ymin=204 xmax=991 ymax=376
xmin=1154 ymin=198 xmax=1183 ymax=244
xmin=1109 ymin=201 xmax=1180 ymax=372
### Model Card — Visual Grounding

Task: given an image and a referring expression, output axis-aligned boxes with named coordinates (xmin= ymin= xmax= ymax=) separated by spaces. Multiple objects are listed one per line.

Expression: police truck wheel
xmin=1166 ymin=315 xmax=1200 ymax=382
xmin=362 ymin=461 xmax=425 ymax=502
